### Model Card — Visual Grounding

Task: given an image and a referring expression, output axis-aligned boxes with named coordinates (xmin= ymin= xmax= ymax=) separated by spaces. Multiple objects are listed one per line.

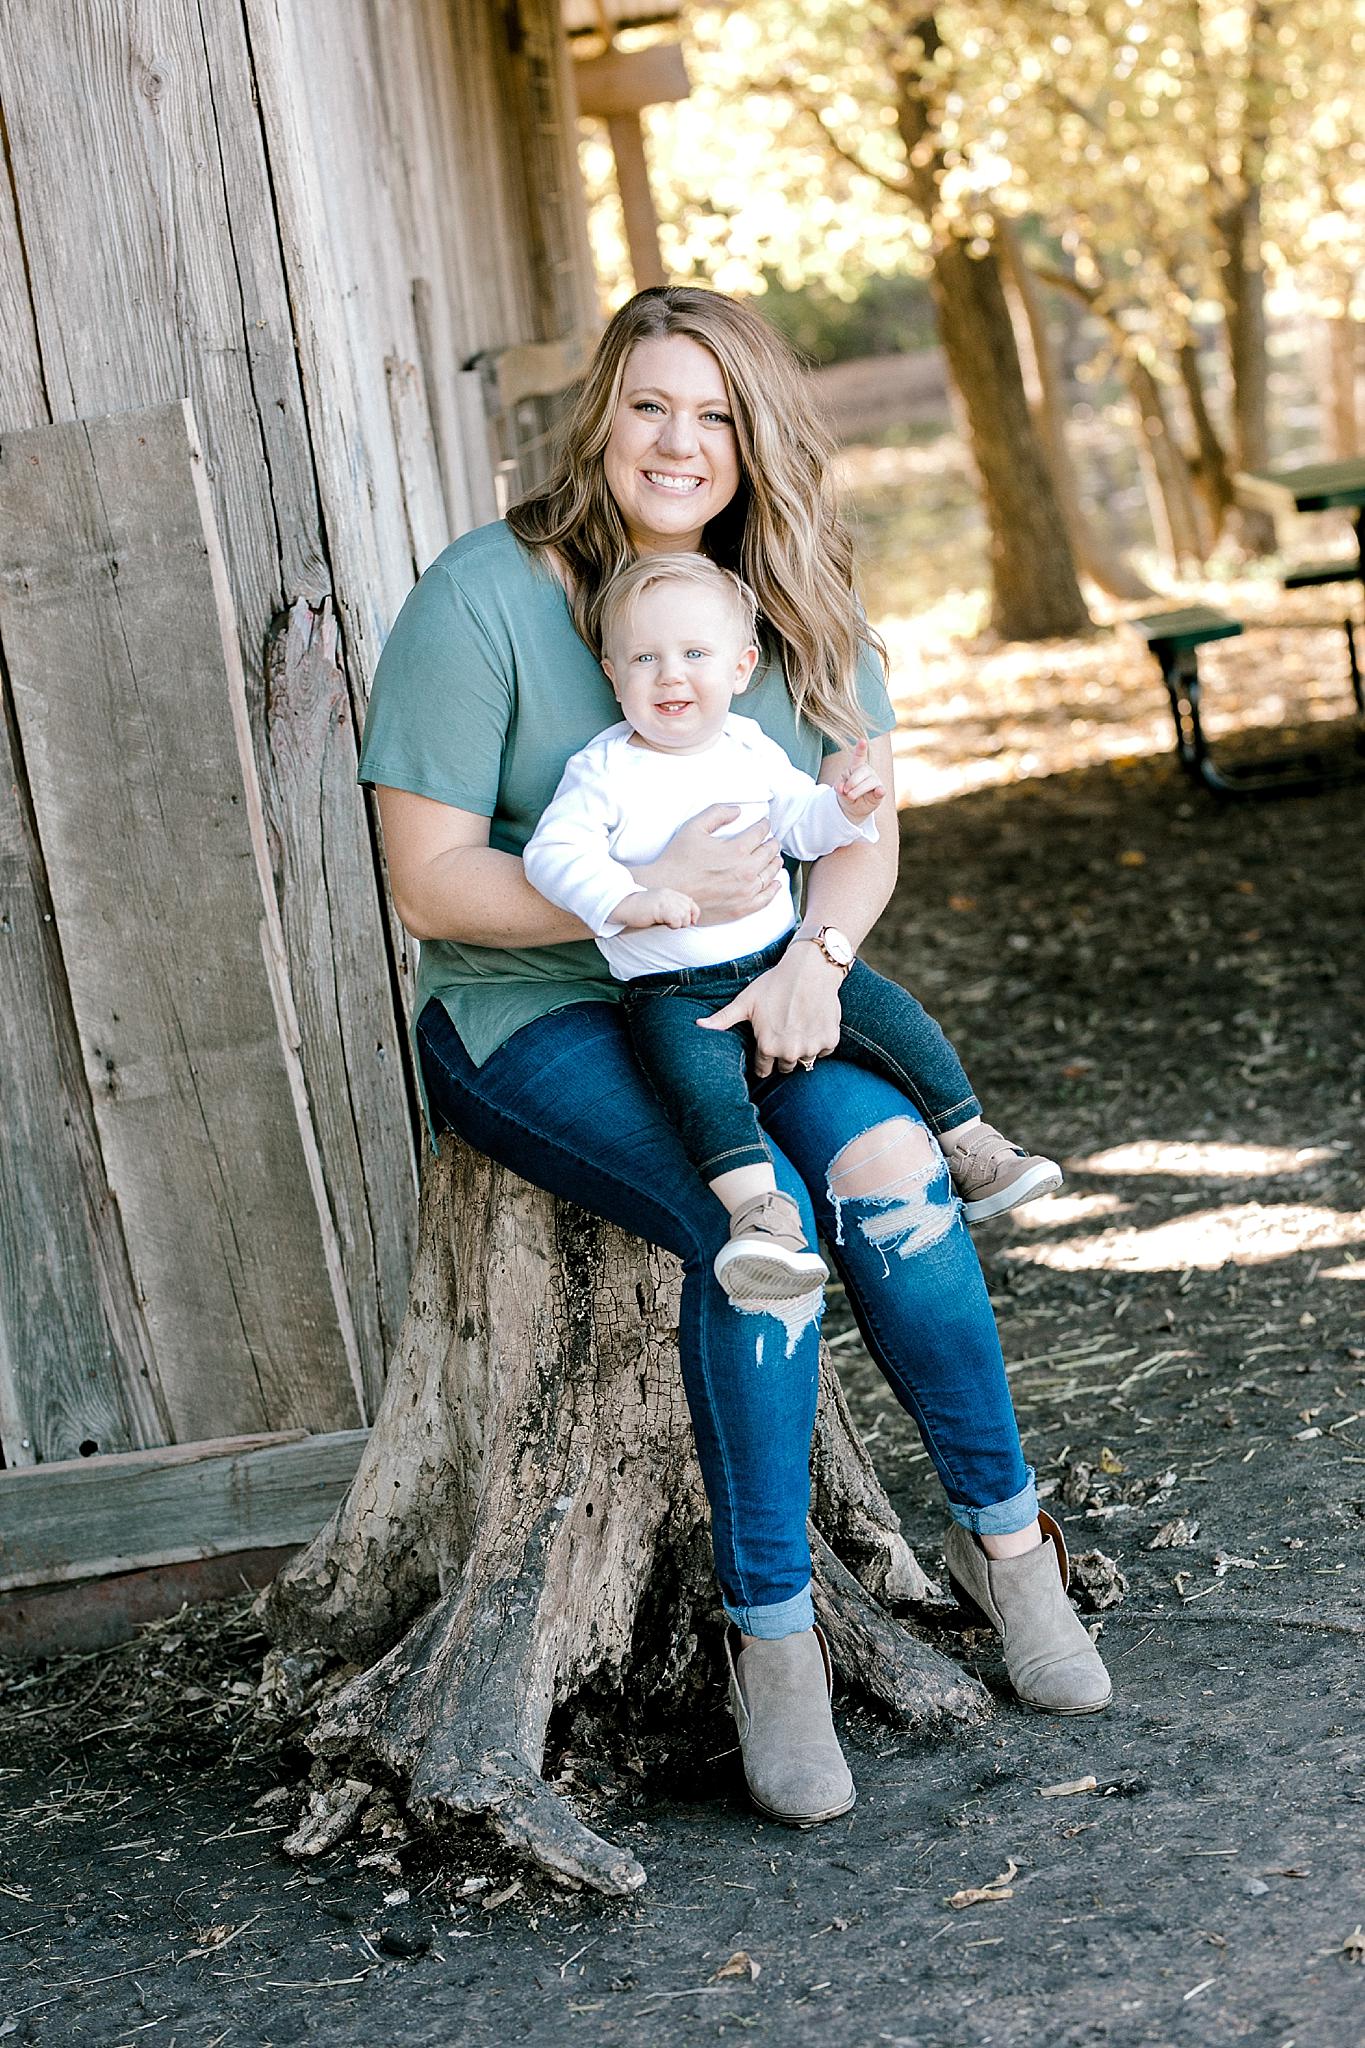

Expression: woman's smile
xmin=642 ymin=470 xmax=705 ymax=495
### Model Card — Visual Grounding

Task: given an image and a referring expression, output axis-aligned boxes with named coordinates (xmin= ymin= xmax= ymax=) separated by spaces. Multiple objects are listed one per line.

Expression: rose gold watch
xmin=804 ymin=924 xmax=855 ymax=977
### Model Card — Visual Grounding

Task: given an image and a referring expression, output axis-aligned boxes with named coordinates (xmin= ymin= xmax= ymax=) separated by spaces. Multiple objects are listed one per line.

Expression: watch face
xmin=822 ymin=927 xmax=854 ymax=966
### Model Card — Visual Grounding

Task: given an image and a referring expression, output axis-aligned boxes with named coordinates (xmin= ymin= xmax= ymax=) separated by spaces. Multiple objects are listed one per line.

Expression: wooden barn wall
xmin=0 ymin=0 xmax=598 ymax=1515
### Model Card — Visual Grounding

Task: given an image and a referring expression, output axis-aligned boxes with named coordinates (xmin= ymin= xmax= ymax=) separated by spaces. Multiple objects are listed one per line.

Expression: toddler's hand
xmin=613 ymin=887 xmax=701 ymax=931
xmin=835 ymin=737 xmax=885 ymax=822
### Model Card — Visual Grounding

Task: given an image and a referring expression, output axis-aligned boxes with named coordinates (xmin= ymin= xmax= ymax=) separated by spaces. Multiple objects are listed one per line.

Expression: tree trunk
xmin=997 ymin=219 xmax=1153 ymax=603
xmin=1177 ymin=336 xmax=1236 ymax=546
xmin=891 ymin=13 xmax=1090 ymax=641
xmin=1126 ymin=357 xmax=1207 ymax=572
xmin=928 ymin=237 xmax=1092 ymax=638
xmin=1216 ymin=188 xmax=1276 ymax=553
xmin=262 ymin=1136 xmax=991 ymax=1896
xmin=1212 ymin=0 xmax=1276 ymax=557
xmin=1325 ymin=314 xmax=1360 ymax=457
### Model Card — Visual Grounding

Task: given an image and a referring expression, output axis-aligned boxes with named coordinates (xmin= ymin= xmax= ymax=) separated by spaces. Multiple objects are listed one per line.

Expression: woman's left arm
xmin=697 ymin=734 xmax=898 ymax=1077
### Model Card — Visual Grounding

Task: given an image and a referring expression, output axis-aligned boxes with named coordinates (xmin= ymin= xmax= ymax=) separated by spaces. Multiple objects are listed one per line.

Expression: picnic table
xmin=1235 ymin=456 xmax=1365 ymax=720
xmin=1127 ymin=458 xmax=1365 ymax=798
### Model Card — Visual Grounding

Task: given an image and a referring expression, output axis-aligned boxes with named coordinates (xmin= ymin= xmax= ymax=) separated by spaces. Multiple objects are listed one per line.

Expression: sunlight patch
xmin=1004 ymin=1203 xmax=1365 ymax=1274
xmin=1010 ymin=1192 xmax=1129 ymax=1228
xmin=1068 ymin=1142 xmax=1334 ymax=1180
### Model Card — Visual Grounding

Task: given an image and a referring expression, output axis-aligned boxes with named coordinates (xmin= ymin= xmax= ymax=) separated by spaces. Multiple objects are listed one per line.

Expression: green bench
xmin=1131 ymin=604 xmax=1364 ymax=797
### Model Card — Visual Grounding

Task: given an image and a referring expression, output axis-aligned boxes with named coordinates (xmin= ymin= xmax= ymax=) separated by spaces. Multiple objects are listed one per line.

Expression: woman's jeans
xmin=623 ymin=934 xmax=981 ymax=1181
xmin=417 ymin=998 xmax=1036 ymax=1640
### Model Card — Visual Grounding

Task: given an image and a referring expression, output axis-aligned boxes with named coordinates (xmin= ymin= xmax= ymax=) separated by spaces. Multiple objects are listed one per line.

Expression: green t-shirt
xmin=357 ymin=520 xmax=895 ymax=1138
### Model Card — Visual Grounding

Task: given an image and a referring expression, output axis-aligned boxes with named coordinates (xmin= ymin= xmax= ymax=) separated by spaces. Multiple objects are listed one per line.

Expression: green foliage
xmin=755 ymin=269 xmax=938 ymax=366
xmin=580 ymin=2 xmax=1365 ymax=326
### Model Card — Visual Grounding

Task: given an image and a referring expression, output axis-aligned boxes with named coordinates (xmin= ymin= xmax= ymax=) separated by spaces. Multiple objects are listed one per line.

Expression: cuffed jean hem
xmin=929 ymin=1096 xmax=984 ymax=1137
xmin=946 ymin=1469 xmax=1038 ymax=1536
xmin=699 ymin=1141 xmax=773 ymax=1180
xmin=723 ymin=1582 xmax=815 ymax=1639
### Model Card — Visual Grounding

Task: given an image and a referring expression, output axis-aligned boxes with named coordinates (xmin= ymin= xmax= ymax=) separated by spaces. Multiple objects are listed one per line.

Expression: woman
xmin=359 ymin=287 xmax=1110 ymax=1828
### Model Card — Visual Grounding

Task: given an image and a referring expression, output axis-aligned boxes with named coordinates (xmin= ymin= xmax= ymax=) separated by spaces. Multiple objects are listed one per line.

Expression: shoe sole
xmin=747 ymin=1786 xmax=857 ymax=1827
xmin=961 ymin=1159 xmax=1063 ymax=1223
xmin=714 ymin=1243 xmax=829 ymax=1301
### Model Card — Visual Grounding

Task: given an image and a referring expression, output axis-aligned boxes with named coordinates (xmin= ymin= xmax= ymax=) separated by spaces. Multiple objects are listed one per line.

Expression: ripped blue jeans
xmin=418 ymin=998 xmax=1036 ymax=1641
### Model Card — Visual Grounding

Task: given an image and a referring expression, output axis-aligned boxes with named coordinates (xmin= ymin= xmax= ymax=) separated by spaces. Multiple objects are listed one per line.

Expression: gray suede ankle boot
xmin=724 ymin=1625 xmax=856 ymax=1825
xmin=944 ymin=1510 xmax=1112 ymax=1714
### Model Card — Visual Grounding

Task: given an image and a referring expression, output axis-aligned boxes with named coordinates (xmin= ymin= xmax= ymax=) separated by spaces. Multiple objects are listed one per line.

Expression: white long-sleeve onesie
xmin=522 ymin=715 xmax=878 ymax=980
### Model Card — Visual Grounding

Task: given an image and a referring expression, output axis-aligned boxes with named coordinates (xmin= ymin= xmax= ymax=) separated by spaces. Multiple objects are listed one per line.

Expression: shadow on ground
xmin=2 ymin=734 xmax=1362 ymax=2047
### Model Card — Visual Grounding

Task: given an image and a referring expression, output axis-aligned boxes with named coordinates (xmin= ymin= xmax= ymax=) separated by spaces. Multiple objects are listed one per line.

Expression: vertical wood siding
xmin=0 ymin=403 xmax=363 ymax=1441
xmin=0 ymin=0 xmax=599 ymax=1511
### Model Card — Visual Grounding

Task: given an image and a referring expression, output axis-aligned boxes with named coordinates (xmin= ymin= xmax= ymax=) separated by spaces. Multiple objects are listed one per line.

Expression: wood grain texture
xmin=0 ymin=400 xmax=361 ymax=1442
xmin=0 ymin=106 xmax=166 ymax=1465
xmin=240 ymin=0 xmax=443 ymax=674
xmin=0 ymin=0 xmax=421 ymax=1400
xmin=0 ymin=119 xmax=46 ymax=434
xmin=0 ymin=1428 xmax=368 ymax=1590
xmin=0 ymin=0 xmax=291 ymax=730
xmin=0 ymin=680 xmax=167 ymax=1464
xmin=261 ymin=599 xmax=417 ymax=1410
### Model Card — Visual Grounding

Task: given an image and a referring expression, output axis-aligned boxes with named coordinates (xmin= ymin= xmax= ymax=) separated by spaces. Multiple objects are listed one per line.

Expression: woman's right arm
xmin=376 ymin=787 xmax=589 ymax=946
xmin=380 ymin=787 xmax=785 ymax=942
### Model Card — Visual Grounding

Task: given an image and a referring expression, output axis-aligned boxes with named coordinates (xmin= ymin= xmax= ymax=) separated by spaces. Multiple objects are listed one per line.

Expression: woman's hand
xmin=631 ymin=805 xmax=784 ymax=926
xmin=696 ymin=938 xmax=843 ymax=1078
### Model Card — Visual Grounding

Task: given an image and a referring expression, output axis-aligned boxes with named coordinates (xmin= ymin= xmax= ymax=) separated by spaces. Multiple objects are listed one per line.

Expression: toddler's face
xmin=603 ymin=580 xmax=757 ymax=754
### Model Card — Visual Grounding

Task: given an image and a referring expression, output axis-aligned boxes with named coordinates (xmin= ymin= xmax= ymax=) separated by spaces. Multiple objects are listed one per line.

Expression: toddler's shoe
xmin=714 ymin=1192 xmax=829 ymax=1303
xmin=939 ymin=1121 xmax=1063 ymax=1222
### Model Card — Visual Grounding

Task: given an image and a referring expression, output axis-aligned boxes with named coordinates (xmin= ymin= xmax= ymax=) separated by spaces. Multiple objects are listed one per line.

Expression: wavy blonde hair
xmin=506 ymin=286 xmax=885 ymax=746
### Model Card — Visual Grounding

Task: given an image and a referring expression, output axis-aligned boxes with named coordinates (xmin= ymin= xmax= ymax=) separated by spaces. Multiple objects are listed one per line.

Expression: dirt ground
xmin=3 ymin=661 xmax=1364 ymax=2044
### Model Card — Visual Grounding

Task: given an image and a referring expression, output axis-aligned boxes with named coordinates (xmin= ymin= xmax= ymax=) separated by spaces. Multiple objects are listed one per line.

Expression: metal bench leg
xmin=1159 ymin=647 xmax=1218 ymax=788
xmin=1156 ymin=643 xmax=1363 ymax=798
xmin=1345 ymin=615 xmax=1364 ymax=720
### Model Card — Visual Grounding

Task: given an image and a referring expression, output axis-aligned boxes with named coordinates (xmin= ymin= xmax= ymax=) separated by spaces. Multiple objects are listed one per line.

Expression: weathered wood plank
xmin=240 ymin=0 xmax=427 ymax=1049
xmin=0 ymin=1428 xmax=368 ymax=1590
xmin=0 ymin=680 xmax=168 ymax=1464
xmin=0 ymin=104 xmax=167 ymax=1466
xmin=0 ymin=1 xmax=421 ymax=1396
xmin=0 ymin=400 xmax=362 ymax=1443
xmin=0 ymin=0 xmax=293 ymax=731
xmin=385 ymin=351 xmax=451 ymax=578
xmin=240 ymin=0 xmax=439 ymax=673
xmin=0 ymin=117 xmax=45 ymax=435
xmin=261 ymin=599 xmax=417 ymax=1405
xmin=572 ymin=42 xmax=690 ymax=119
xmin=481 ymin=332 xmax=596 ymax=412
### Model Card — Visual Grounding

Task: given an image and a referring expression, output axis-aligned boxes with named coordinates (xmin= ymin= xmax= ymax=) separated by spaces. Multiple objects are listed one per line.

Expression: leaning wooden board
xmin=0 ymin=400 xmax=364 ymax=1443
xmin=0 ymin=1430 xmax=368 ymax=1591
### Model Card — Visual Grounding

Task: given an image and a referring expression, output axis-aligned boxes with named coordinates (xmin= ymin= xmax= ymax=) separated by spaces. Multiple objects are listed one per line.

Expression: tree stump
xmin=263 ymin=1135 xmax=990 ymax=1896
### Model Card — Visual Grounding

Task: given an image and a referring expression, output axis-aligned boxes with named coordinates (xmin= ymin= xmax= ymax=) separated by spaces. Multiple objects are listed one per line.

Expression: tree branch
xmin=790 ymin=91 xmax=914 ymax=201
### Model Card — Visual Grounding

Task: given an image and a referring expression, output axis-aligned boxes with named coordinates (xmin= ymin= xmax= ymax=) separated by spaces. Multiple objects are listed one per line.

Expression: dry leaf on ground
xmin=947 ymin=1858 xmax=1018 ymax=1908
xmin=1148 ymin=1517 xmax=1200 ymax=1549
xmin=712 ymin=1950 xmax=761 ymax=1981
xmin=1070 ymin=1549 xmax=1129 ymax=1612
xmin=1038 ymin=1776 xmax=1098 ymax=1799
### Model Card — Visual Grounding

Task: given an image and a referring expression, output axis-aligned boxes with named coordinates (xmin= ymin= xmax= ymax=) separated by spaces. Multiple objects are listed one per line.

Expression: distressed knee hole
xmin=825 ymin=1116 xmax=958 ymax=1261
xmin=827 ymin=1116 xmax=935 ymax=1199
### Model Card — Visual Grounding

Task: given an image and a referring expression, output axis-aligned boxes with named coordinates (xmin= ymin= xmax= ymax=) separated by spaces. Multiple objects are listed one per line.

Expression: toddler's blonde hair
xmin=599 ymin=552 xmax=758 ymax=665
